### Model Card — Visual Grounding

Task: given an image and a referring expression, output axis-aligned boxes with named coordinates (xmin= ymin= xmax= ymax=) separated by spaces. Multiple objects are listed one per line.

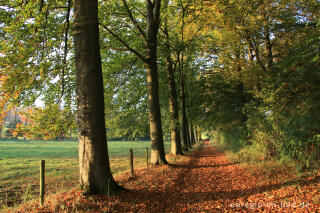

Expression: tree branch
xmin=103 ymin=45 xmax=132 ymax=52
xmin=40 ymin=6 xmax=49 ymax=61
xmin=39 ymin=0 xmax=44 ymax=12
xmin=154 ymin=0 xmax=161 ymax=28
xmin=184 ymin=23 xmax=205 ymax=49
xmin=100 ymin=24 xmax=146 ymax=63
xmin=133 ymin=4 xmax=147 ymax=19
xmin=59 ymin=0 xmax=72 ymax=103
xmin=122 ymin=0 xmax=147 ymax=42
xmin=147 ymin=0 xmax=155 ymax=9
xmin=246 ymin=34 xmax=267 ymax=72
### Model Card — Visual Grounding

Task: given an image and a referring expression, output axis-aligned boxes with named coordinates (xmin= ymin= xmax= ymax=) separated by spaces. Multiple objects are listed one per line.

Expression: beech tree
xmin=162 ymin=2 xmax=182 ymax=155
xmin=0 ymin=0 xmax=127 ymax=194
xmin=101 ymin=0 xmax=167 ymax=164
xmin=174 ymin=0 xmax=204 ymax=150
xmin=73 ymin=0 xmax=122 ymax=194
xmin=2 ymin=0 xmax=318 ymax=190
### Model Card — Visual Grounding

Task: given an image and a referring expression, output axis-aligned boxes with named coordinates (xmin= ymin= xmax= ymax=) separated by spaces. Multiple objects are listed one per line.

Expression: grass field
xmin=0 ymin=140 xmax=170 ymax=209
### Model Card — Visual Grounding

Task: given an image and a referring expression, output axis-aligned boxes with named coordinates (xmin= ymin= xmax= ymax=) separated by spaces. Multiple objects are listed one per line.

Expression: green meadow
xmin=0 ymin=140 xmax=170 ymax=208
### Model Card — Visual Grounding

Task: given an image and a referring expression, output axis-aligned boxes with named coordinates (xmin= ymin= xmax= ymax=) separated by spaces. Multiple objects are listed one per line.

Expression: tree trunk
xmin=167 ymin=61 xmax=183 ymax=155
xmin=178 ymin=3 xmax=191 ymax=151
xmin=190 ymin=124 xmax=196 ymax=146
xmin=179 ymin=69 xmax=189 ymax=150
xmin=194 ymin=127 xmax=198 ymax=143
xmin=13 ymin=107 xmax=18 ymax=139
xmin=188 ymin=124 xmax=192 ymax=146
xmin=163 ymin=16 xmax=182 ymax=156
xmin=146 ymin=0 xmax=167 ymax=164
xmin=73 ymin=0 xmax=122 ymax=195
xmin=145 ymin=59 xmax=167 ymax=164
xmin=186 ymin=120 xmax=191 ymax=148
xmin=245 ymin=35 xmax=267 ymax=73
xmin=265 ymin=24 xmax=273 ymax=71
xmin=262 ymin=3 xmax=273 ymax=71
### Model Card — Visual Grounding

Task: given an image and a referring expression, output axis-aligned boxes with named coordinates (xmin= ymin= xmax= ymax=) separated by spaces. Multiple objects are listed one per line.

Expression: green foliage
xmin=199 ymin=72 xmax=250 ymax=130
xmin=233 ymin=143 xmax=268 ymax=163
xmin=0 ymin=0 xmax=75 ymax=107
xmin=1 ymin=0 xmax=319 ymax=169
xmin=0 ymin=0 xmax=76 ymax=141
xmin=271 ymin=33 xmax=320 ymax=166
xmin=12 ymin=104 xmax=76 ymax=140
xmin=101 ymin=52 xmax=150 ymax=140
xmin=199 ymin=0 xmax=320 ymax=168
xmin=211 ymin=127 xmax=247 ymax=152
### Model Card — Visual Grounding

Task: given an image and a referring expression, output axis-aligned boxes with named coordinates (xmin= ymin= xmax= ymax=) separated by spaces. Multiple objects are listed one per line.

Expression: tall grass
xmin=210 ymin=128 xmax=303 ymax=185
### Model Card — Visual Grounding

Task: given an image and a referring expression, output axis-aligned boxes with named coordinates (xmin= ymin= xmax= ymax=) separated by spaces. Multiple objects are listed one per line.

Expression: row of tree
xmin=1 ymin=0 xmax=319 ymax=194
xmin=196 ymin=0 xmax=320 ymax=168
xmin=1 ymin=0 xmax=204 ymax=194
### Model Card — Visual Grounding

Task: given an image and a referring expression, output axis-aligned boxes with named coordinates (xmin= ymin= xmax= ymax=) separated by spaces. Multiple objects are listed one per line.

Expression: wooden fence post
xmin=40 ymin=160 xmax=45 ymax=206
xmin=146 ymin=147 xmax=149 ymax=168
xmin=130 ymin=149 xmax=133 ymax=176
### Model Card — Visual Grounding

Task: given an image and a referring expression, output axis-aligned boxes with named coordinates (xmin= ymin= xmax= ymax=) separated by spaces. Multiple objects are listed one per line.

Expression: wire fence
xmin=0 ymin=140 xmax=171 ymax=209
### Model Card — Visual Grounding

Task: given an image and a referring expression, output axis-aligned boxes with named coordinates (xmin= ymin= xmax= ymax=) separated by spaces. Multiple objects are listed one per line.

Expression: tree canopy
xmin=1 ymin=0 xmax=320 ymax=187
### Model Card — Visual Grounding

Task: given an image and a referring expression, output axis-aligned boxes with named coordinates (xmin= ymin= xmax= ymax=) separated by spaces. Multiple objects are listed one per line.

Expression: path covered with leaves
xmin=19 ymin=141 xmax=320 ymax=212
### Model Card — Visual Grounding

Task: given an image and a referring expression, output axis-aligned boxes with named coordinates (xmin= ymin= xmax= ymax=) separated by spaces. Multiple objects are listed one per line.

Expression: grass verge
xmin=0 ymin=140 xmax=170 ymax=210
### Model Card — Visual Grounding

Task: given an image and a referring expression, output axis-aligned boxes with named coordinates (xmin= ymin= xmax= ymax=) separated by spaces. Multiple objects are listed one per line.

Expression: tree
xmin=101 ymin=54 xmax=150 ymax=141
xmin=73 ymin=0 xmax=122 ymax=194
xmin=178 ymin=1 xmax=190 ymax=150
xmin=0 ymin=0 xmax=76 ymax=138
xmin=172 ymin=0 xmax=206 ymax=150
xmin=193 ymin=0 xmax=320 ymax=166
xmin=13 ymin=105 xmax=76 ymax=140
xmin=101 ymin=0 xmax=167 ymax=164
xmin=162 ymin=2 xmax=182 ymax=155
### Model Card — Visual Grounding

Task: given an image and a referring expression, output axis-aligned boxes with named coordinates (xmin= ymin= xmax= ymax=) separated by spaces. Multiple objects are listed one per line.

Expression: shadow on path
xmin=114 ymin=142 xmax=319 ymax=212
xmin=170 ymin=162 xmax=238 ymax=169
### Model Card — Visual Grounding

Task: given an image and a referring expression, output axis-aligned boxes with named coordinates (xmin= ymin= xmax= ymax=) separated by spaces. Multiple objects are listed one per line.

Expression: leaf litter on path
xmin=16 ymin=141 xmax=320 ymax=212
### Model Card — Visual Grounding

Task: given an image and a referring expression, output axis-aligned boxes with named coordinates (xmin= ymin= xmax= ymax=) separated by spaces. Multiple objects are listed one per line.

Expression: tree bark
xmin=188 ymin=124 xmax=192 ymax=146
xmin=73 ymin=0 xmax=122 ymax=195
xmin=167 ymin=61 xmax=183 ymax=155
xmin=194 ymin=127 xmax=198 ymax=144
xmin=187 ymin=122 xmax=193 ymax=147
xmin=179 ymin=68 xmax=189 ymax=150
xmin=190 ymin=124 xmax=196 ymax=146
xmin=245 ymin=34 xmax=267 ymax=73
xmin=163 ymin=16 xmax=182 ymax=156
xmin=264 ymin=23 xmax=273 ymax=71
xmin=186 ymin=120 xmax=192 ymax=148
xmin=103 ymin=0 xmax=167 ymax=164
xmin=179 ymin=3 xmax=190 ymax=151
xmin=262 ymin=3 xmax=273 ymax=71
xmin=145 ymin=0 xmax=167 ymax=164
xmin=145 ymin=59 xmax=167 ymax=164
